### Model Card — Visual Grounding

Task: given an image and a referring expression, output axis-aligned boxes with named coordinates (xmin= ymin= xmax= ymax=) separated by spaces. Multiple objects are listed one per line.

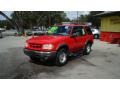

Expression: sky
xmin=0 ymin=11 xmax=12 ymax=20
xmin=0 ymin=11 xmax=89 ymax=20
xmin=65 ymin=11 xmax=89 ymax=20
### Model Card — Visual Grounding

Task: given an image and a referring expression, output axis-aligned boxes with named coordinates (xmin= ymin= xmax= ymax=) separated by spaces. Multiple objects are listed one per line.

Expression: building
xmin=96 ymin=11 xmax=120 ymax=43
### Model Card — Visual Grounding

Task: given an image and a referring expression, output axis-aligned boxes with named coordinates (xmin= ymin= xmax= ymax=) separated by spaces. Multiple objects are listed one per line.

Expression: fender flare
xmin=56 ymin=43 xmax=69 ymax=51
xmin=84 ymin=40 xmax=93 ymax=47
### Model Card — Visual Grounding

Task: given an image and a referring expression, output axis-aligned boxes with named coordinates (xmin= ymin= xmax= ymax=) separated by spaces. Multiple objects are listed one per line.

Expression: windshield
xmin=47 ymin=26 xmax=72 ymax=35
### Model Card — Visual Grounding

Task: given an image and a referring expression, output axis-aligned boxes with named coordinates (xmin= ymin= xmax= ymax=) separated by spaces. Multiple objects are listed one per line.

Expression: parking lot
xmin=0 ymin=36 xmax=120 ymax=79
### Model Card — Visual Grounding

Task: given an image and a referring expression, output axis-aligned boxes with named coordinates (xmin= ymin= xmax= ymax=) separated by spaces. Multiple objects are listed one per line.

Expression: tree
xmin=71 ymin=14 xmax=88 ymax=24
xmin=71 ymin=11 xmax=104 ymax=28
xmin=11 ymin=11 xmax=36 ymax=34
xmin=0 ymin=20 xmax=13 ymax=29
xmin=79 ymin=15 xmax=88 ymax=22
xmin=11 ymin=11 xmax=68 ymax=34
xmin=87 ymin=11 xmax=104 ymax=28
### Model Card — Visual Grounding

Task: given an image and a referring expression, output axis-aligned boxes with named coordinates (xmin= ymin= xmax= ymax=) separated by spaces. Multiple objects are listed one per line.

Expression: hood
xmin=27 ymin=35 xmax=66 ymax=44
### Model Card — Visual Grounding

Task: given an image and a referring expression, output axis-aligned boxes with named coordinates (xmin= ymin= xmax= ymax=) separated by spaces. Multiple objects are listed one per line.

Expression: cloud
xmin=65 ymin=11 xmax=89 ymax=20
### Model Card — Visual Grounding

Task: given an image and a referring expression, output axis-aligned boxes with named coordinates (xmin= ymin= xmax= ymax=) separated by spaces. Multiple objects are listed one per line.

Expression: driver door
xmin=69 ymin=26 xmax=83 ymax=52
xmin=72 ymin=26 xmax=88 ymax=50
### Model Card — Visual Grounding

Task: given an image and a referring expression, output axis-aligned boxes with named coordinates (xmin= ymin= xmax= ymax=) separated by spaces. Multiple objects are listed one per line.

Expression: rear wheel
xmin=83 ymin=43 xmax=91 ymax=55
xmin=55 ymin=49 xmax=68 ymax=66
xmin=94 ymin=34 xmax=99 ymax=39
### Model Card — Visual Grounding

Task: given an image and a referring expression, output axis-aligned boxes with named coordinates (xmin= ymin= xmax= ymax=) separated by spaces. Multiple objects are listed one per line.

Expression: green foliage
xmin=0 ymin=11 xmax=69 ymax=34
xmin=0 ymin=20 xmax=12 ymax=29
xmin=10 ymin=11 xmax=69 ymax=34
xmin=11 ymin=11 xmax=68 ymax=28
xmin=79 ymin=15 xmax=88 ymax=22
xmin=0 ymin=11 xmax=103 ymax=34
xmin=72 ymin=11 xmax=104 ymax=28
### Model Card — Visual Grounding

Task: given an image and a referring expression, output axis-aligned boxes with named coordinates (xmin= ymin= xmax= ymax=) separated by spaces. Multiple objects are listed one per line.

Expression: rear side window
xmin=85 ymin=27 xmax=92 ymax=35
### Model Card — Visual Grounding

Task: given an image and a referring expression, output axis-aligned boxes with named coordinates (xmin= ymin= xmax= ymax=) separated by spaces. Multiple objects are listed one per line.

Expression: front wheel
xmin=55 ymin=49 xmax=68 ymax=66
xmin=83 ymin=43 xmax=91 ymax=55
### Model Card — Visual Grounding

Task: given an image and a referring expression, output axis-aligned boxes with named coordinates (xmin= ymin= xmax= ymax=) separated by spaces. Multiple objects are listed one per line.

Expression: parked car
xmin=24 ymin=24 xmax=94 ymax=66
xmin=26 ymin=29 xmax=47 ymax=36
xmin=32 ymin=29 xmax=44 ymax=35
xmin=0 ymin=28 xmax=6 ymax=32
xmin=25 ymin=30 xmax=32 ymax=36
xmin=91 ymin=28 xmax=100 ymax=39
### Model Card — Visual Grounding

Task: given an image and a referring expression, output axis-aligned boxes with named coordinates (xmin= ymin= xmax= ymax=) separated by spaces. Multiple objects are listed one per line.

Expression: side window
xmin=85 ymin=27 xmax=92 ymax=35
xmin=72 ymin=26 xmax=84 ymax=36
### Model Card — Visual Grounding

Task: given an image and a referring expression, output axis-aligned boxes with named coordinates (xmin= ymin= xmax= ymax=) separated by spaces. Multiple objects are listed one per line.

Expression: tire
xmin=83 ymin=43 xmax=91 ymax=55
xmin=55 ymin=49 xmax=68 ymax=66
xmin=94 ymin=34 xmax=99 ymax=39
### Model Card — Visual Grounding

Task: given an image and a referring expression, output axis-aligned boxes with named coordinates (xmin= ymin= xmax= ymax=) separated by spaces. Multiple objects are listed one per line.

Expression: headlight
xmin=25 ymin=42 xmax=29 ymax=47
xmin=42 ymin=44 xmax=53 ymax=50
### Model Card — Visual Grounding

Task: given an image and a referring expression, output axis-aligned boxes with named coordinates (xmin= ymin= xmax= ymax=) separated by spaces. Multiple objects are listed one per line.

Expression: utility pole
xmin=77 ymin=11 xmax=79 ymax=24
xmin=77 ymin=11 xmax=80 ymax=24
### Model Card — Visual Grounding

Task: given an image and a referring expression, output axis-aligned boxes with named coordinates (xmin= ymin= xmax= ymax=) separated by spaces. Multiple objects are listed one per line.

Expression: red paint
xmin=25 ymin=24 xmax=94 ymax=52
xmin=100 ymin=32 xmax=120 ymax=43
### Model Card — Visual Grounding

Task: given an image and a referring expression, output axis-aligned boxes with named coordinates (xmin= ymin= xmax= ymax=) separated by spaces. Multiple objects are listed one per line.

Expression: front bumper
xmin=24 ymin=48 xmax=56 ymax=60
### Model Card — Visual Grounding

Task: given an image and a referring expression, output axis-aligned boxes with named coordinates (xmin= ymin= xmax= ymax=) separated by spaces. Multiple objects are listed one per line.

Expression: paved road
xmin=0 ymin=36 xmax=120 ymax=79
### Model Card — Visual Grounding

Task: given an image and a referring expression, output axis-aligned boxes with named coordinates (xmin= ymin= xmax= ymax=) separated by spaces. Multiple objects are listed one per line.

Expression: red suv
xmin=24 ymin=24 xmax=94 ymax=66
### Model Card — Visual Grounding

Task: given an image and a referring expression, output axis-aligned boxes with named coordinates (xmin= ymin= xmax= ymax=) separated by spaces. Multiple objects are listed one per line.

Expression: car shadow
xmin=29 ymin=58 xmax=56 ymax=66
xmin=29 ymin=52 xmax=96 ymax=67
xmin=28 ymin=53 xmax=83 ymax=66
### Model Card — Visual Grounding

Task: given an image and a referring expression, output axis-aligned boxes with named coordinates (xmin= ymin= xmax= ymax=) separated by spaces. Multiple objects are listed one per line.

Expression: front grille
xmin=29 ymin=43 xmax=42 ymax=48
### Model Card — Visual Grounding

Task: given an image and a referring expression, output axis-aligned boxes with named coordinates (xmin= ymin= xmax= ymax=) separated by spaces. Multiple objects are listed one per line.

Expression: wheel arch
xmin=85 ymin=40 xmax=93 ymax=46
xmin=57 ymin=44 xmax=69 ymax=52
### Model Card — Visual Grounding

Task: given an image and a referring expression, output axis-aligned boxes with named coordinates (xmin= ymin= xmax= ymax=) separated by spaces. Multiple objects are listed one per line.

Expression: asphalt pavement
xmin=0 ymin=36 xmax=120 ymax=79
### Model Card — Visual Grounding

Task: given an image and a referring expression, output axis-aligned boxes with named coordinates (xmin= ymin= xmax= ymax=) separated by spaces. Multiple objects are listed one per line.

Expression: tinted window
xmin=72 ymin=26 xmax=85 ymax=36
xmin=85 ymin=27 xmax=92 ymax=34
